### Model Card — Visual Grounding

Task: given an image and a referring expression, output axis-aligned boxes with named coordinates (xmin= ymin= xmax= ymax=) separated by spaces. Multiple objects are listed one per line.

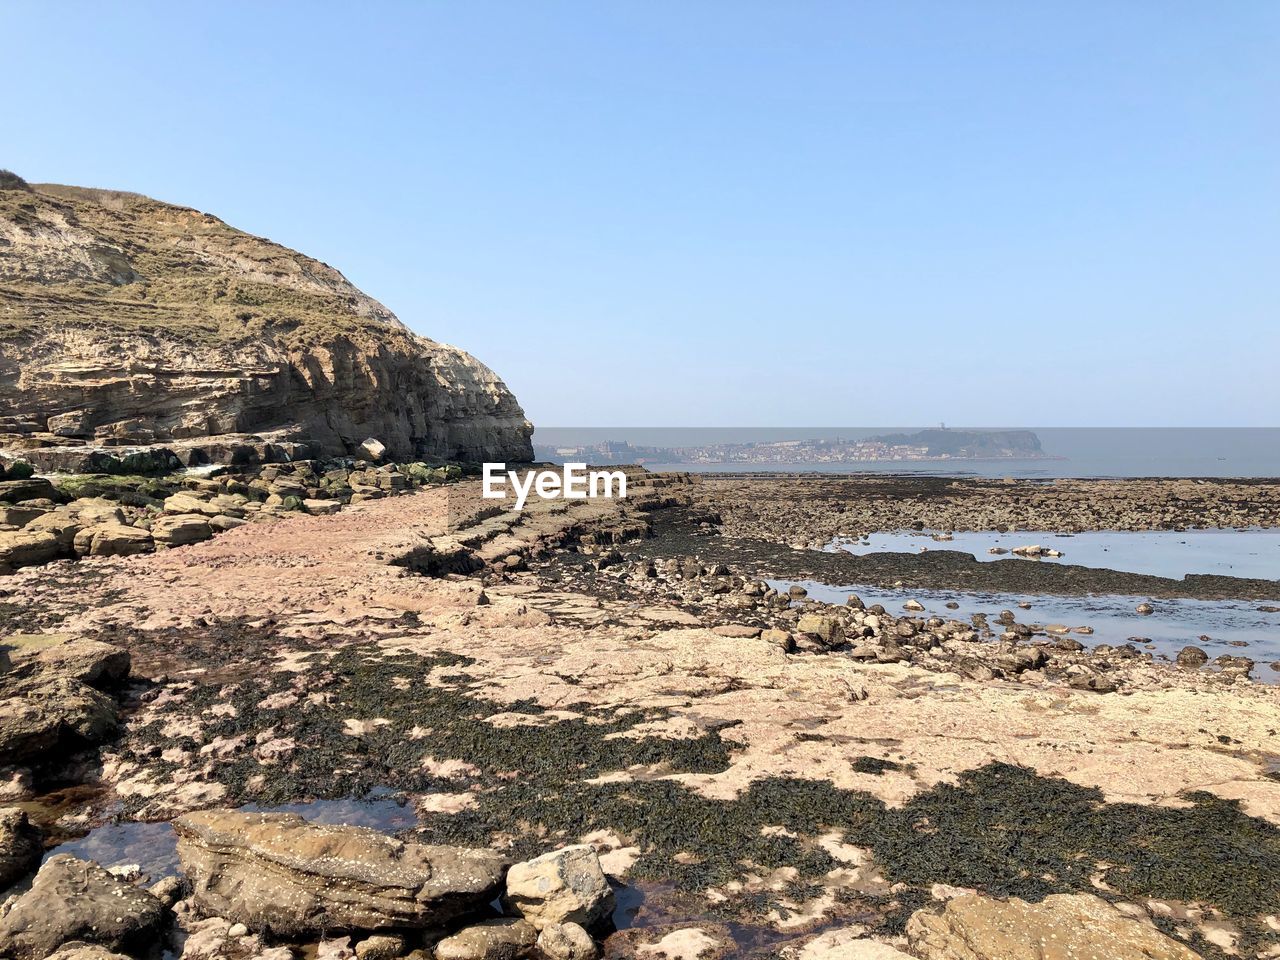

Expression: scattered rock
xmin=355 ymin=934 xmax=407 ymax=960
xmin=151 ymin=514 xmax=214 ymax=547
xmin=1176 ymin=645 xmax=1209 ymax=668
xmin=536 ymin=922 xmax=598 ymax=960
xmin=710 ymin=624 xmax=761 ymax=639
xmin=503 ymin=845 xmax=614 ymax=931
xmin=1136 ymin=602 xmax=1154 ymax=615
xmin=360 ymin=438 xmax=389 ymax=461
xmin=434 ymin=918 xmax=537 ymax=960
xmin=174 ymin=809 xmax=507 ymax=935
xmin=0 ymin=855 xmax=165 ymax=959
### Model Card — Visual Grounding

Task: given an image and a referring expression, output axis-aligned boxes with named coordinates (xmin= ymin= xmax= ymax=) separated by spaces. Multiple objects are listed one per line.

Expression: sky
xmin=5 ymin=1 xmax=1278 ymax=428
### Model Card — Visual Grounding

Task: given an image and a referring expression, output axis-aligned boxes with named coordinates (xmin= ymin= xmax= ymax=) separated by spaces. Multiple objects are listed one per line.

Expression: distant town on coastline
xmin=535 ymin=428 xmax=1051 ymax=466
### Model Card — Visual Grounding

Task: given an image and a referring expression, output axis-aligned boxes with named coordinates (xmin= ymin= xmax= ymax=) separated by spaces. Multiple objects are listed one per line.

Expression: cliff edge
xmin=0 ymin=173 xmax=533 ymax=464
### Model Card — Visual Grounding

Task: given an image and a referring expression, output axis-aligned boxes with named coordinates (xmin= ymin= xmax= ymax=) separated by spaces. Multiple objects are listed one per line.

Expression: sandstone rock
xmin=0 ymin=479 xmax=56 ymax=504
xmin=0 ymin=637 xmax=128 ymax=763
xmin=45 ymin=945 xmax=135 ymax=960
xmin=504 ymin=845 xmax=614 ymax=931
xmin=0 ymin=530 xmax=61 ymax=570
xmin=74 ymin=522 xmax=154 ymax=557
xmin=796 ymin=614 xmax=844 ymax=647
xmin=360 ymin=439 xmax=388 ymax=462
xmin=0 ymin=505 xmax=47 ymax=528
xmin=173 ymin=809 xmax=507 ymax=935
xmin=434 ymin=918 xmax=537 ymax=960
xmin=0 ymin=807 xmax=42 ymax=887
xmin=710 ymin=624 xmax=761 ymax=639
xmin=66 ymin=498 xmax=126 ymax=525
xmin=0 ymin=854 xmax=165 ymax=959
xmin=22 ymin=511 xmax=82 ymax=551
xmin=152 ymin=514 xmax=214 ymax=547
xmin=0 ymin=184 xmax=533 ymax=463
xmin=536 ymin=922 xmax=598 ymax=960
xmin=789 ymin=928 xmax=913 ymax=959
xmin=906 ymin=892 xmax=1199 ymax=960
xmin=1176 ymin=645 xmax=1208 ymax=667
xmin=761 ymin=628 xmax=795 ymax=652
xmin=355 ymin=933 xmax=407 ymax=960
xmin=303 ymin=499 xmax=341 ymax=516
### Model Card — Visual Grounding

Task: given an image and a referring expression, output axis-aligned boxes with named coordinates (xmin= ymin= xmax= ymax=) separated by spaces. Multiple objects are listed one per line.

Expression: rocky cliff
xmin=0 ymin=174 xmax=533 ymax=464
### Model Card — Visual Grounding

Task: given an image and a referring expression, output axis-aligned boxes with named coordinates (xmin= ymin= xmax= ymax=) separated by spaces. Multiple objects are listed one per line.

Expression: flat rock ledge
xmin=906 ymin=892 xmax=1200 ymax=960
xmin=173 ymin=810 xmax=509 ymax=936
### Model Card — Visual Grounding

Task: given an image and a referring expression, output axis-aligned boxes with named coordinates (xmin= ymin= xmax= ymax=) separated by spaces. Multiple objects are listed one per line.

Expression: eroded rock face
xmin=0 ymin=854 xmax=165 ymax=959
xmin=906 ymin=893 xmax=1200 ymax=960
xmin=0 ymin=182 xmax=533 ymax=463
xmin=173 ymin=809 xmax=508 ymax=935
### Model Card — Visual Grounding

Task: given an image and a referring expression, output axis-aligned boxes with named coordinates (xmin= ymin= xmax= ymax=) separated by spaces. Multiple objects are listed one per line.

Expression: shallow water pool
xmin=830 ymin=529 xmax=1280 ymax=582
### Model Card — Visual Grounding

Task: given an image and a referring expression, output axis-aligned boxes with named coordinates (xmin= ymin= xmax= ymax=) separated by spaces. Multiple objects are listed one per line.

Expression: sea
xmin=538 ymin=427 xmax=1280 ymax=674
xmin=533 ymin=427 xmax=1280 ymax=479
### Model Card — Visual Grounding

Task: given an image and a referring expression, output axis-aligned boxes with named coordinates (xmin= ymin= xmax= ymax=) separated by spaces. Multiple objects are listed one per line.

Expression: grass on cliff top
xmin=0 ymin=186 xmax=407 ymax=349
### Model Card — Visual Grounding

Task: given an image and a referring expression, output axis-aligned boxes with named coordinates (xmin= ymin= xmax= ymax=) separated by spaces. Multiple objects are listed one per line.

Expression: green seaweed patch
xmin=107 ymin=627 xmax=1280 ymax=950
xmin=849 ymin=756 xmax=910 ymax=776
xmin=112 ymin=640 xmax=732 ymax=812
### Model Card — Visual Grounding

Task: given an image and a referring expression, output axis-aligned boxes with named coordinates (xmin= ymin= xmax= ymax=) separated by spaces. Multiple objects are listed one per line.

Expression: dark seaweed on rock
xmin=108 ymin=629 xmax=1280 ymax=952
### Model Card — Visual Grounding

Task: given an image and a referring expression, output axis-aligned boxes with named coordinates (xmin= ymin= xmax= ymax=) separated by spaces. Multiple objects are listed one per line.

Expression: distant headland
xmin=535 ymin=428 xmax=1052 ymax=466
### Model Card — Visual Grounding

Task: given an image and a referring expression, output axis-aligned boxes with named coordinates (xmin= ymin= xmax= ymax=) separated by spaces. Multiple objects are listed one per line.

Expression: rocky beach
xmin=2 ymin=464 xmax=1280 ymax=960
xmin=2 ymin=175 xmax=1279 ymax=960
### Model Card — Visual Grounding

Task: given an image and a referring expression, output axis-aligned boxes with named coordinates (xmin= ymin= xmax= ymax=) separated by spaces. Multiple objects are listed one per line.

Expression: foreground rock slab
xmin=906 ymin=892 xmax=1200 ymax=960
xmin=174 ymin=810 xmax=508 ymax=935
xmin=0 ymin=854 xmax=165 ymax=959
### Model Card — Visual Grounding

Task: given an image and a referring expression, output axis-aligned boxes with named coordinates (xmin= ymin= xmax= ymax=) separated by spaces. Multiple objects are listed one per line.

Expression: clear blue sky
xmin=6 ymin=1 xmax=1278 ymax=427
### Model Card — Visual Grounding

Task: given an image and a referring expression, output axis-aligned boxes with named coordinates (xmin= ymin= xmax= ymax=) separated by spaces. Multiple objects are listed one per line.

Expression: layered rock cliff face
xmin=0 ymin=177 xmax=533 ymax=463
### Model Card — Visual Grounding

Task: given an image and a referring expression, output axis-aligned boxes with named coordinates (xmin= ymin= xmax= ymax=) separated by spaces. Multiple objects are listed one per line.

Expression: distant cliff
xmin=869 ymin=429 xmax=1045 ymax=458
xmin=0 ymin=173 xmax=533 ymax=463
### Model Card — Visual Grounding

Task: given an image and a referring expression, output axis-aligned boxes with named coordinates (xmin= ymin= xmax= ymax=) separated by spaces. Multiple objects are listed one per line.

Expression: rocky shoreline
xmin=1 ymin=471 xmax=1278 ymax=959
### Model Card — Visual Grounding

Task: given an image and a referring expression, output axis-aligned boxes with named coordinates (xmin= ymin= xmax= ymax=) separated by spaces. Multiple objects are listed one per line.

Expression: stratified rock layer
xmin=0 ymin=180 xmax=533 ymax=462
xmin=173 ymin=810 xmax=508 ymax=935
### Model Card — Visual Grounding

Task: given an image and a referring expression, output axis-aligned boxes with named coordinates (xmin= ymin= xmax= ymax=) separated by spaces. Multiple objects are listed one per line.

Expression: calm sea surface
xmin=535 ymin=428 xmax=1280 ymax=478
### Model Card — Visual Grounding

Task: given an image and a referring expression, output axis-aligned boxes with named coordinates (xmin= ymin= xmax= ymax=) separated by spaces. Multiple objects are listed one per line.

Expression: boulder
xmin=360 ymin=438 xmax=388 ymax=462
xmin=0 ymin=807 xmax=42 ymax=887
xmin=503 ymin=845 xmax=614 ymax=931
xmin=0 ymin=479 xmax=57 ymax=504
xmin=151 ymin=514 xmax=213 ymax=547
xmin=173 ymin=810 xmax=507 ymax=935
xmin=1176 ymin=645 xmax=1208 ymax=667
xmin=906 ymin=892 xmax=1199 ymax=960
xmin=536 ymin=922 xmax=598 ymax=960
xmin=433 ymin=919 xmax=537 ymax=960
xmin=73 ymin=523 xmax=154 ymax=558
xmin=22 ymin=512 xmax=83 ymax=551
xmin=303 ymin=499 xmax=342 ymax=516
xmin=66 ymin=498 xmax=126 ymax=525
xmin=796 ymin=614 xmax=845 ymax=647
xmin=0 ymin=638 xmax=129 ymax=762
xmin=0 ymin=854 xmax=165 ymax=959
xmin=0 ymin=530 xmax=62 ymax=570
